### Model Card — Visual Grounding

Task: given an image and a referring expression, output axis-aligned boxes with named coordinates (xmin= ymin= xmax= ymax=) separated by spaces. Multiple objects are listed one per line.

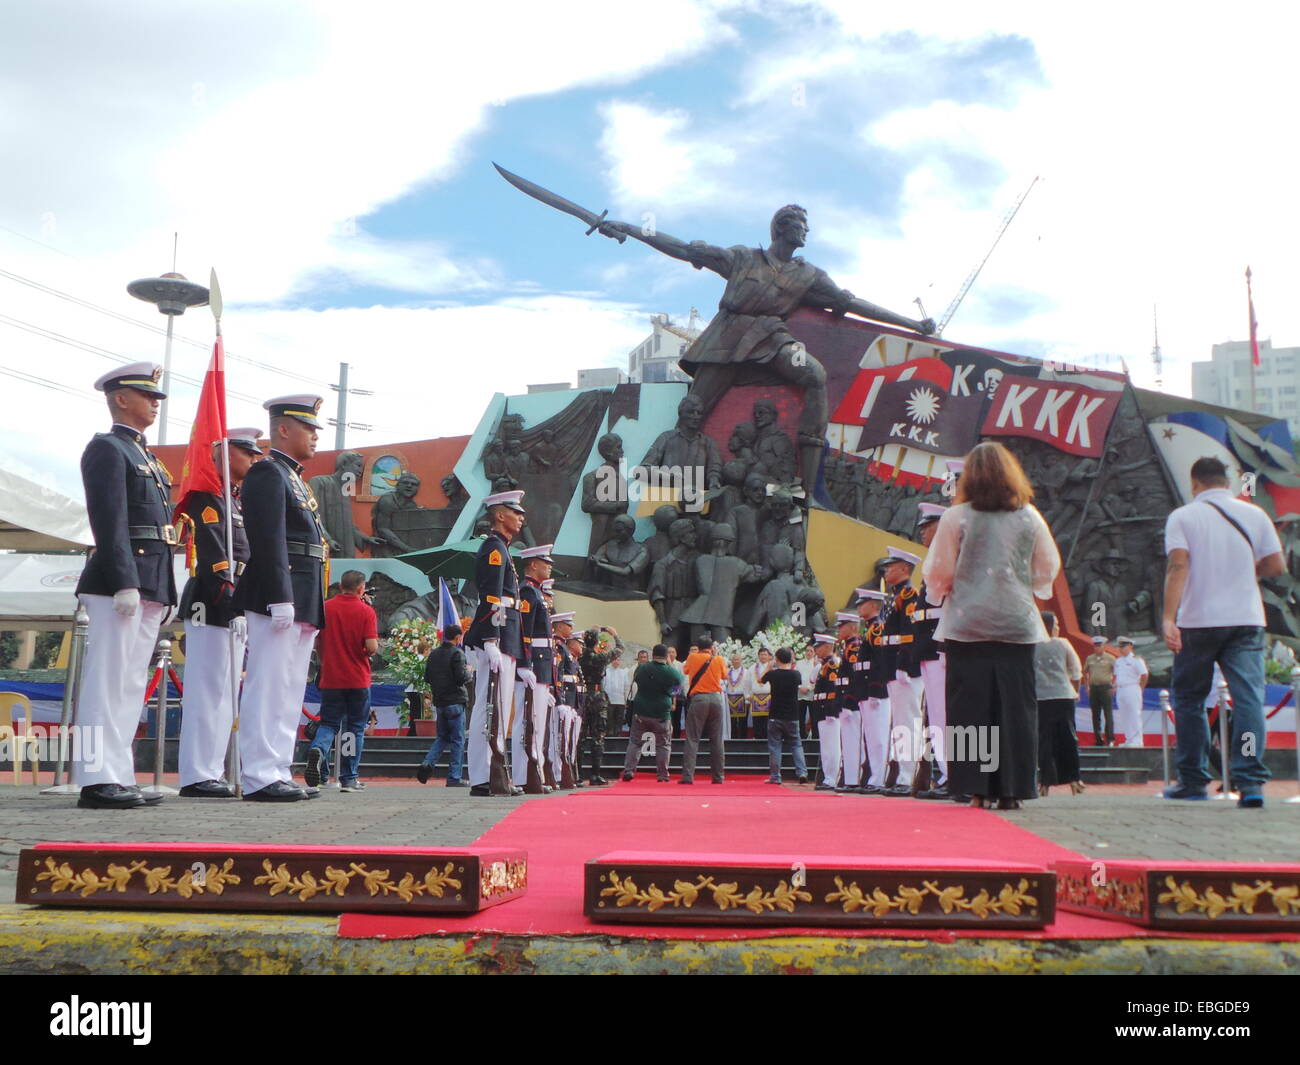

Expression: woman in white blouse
xmin=921 ymin=442 xmax=1062 ymax=809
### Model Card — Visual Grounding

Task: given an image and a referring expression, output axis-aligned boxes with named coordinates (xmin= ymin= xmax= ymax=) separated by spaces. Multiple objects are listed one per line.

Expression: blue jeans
xmin=1171 ymin=626 xmax=1271 ymax=792
xmin=422 ymin=704 xmax=465 ymax=783
xmin=310 ymin=688 xmax=371 ymax=785
xmin=767 ymin=717 xmax=808 ymax=781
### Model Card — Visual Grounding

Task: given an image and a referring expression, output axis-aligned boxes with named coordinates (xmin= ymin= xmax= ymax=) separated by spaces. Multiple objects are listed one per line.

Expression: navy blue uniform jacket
xmin=75 ymin=425 xmax=177 ymax=605
xmin=233 ymin=450 xmax=326 ymax=630
xmin=178 ymin=490 xmax=250 ymax=629
xmin=463 ymin=531 xmax=524 ymax=659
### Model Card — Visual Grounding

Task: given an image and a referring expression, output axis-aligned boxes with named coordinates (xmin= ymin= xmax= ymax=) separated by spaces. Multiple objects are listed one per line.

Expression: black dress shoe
xmin=416 ymin=764 xmax=432 ymax=784
xmin=884 ymin=784 xmax=913 ymax=797
xmin=621 ymin=771 xmax=634 ymax=782
xmin=445 ymin=780 xmax=466 ymax=787
xmin=78 ymin=784 xmax=145 ymax=809
xmin=122 ymin=785 xmax=164 ymax=805
xmin=304 ymin=748 xmax=325 ymax=788
xmin=510 ymin=785 xmax=525 ymax=796
xmin=589 ymin=775 xmax=609 ymax=786
xmin=242 ymin=781 xmax=306 ymax=802
xmin=858 ymin=784 xmax=883 ymax=795
xmin=950 ymin=793 xmax=972 ymax=803
xmin=814 ymin=782 xmax=835 ymax=791
xmin=178 ymin=780 xmax=236 ymax=798
xmin=916 ymin=787 xmax=950 ymax=800
xmin=470 ymin=784 xmax=492 ymax=797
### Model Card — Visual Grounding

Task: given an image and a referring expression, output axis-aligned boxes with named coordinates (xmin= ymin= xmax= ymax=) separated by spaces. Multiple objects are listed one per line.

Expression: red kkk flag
xmin=172 ymin=336 xmax=228 ymax=521
xmin=1247 ymin=266 xmax=1261 ymax=368
xmin=833 ymin=356 xmax=985 ymax=457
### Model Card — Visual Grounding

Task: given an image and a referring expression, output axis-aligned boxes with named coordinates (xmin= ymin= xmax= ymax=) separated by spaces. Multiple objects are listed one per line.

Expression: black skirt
xmin=944 ymin=640 xmax=1039 ymax=799
xmin=1037 ymin=698 xmax=1081 ymax=786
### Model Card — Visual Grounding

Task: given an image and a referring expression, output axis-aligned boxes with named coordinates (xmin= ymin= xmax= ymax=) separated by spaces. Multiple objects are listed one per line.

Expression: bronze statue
xmin=307 ymin=451 xmax=381 ymax=557
xmin=495 ymin=165 xmax=934 ymax=492
xmin=642 ymin=395 xmax=722 ymax=496
xmin=371 ymin=471 xmax=427 ymax=556
xmin=440 ymin=473 xmax=469 ymax=509
xmin=648 ymin=517 xmax=699 ymax=654
xmin=580 ymin=432 xmax=628 ymax=572
xmin=678 ymin=523 xmax=763 ymax=643
xmin=590 ymin=513 xmax=649 ymax=591
xmin=751 ymin=398 xmax=797 ymax=484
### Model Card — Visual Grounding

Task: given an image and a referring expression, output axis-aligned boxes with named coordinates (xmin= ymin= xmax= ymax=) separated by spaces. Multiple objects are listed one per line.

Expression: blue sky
xmin=1 ymin=1 xmax=1298 ymax=498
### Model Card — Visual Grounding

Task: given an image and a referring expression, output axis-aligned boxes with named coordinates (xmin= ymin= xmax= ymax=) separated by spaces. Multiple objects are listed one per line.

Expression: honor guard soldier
xmin=911 ymin=503 xmax=950 ymax=798
xmin=809 ymin=633 xmax=841 ymax=790
xmin=514 ymin=544 xmax=556 ymax=792
xmin=175 ymin=428 xmax=262 ymax=798
xmin=855 ymin=588 xmax=892 ymax=793
xmin=878 ymin=546 xmax=924 ymax=796
xmin=464 ymin=489 xmax=527 ymax=797
xmin=577 ymin=625 xmax=623 ymax=786
xmin=550 ymin=611 xmax=578 ymax=788
xmin=234 ymin=396 xmax=327 ymax=802
xmin=833 ymin=611 xmax=863 ymax=791
xmin=75 ymin=363 xmax=177 ymax=809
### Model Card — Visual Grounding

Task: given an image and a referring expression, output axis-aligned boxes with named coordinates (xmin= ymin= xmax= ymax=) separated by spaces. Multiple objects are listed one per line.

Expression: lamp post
xmin=126 ymin=271 xmax=209 ymax=444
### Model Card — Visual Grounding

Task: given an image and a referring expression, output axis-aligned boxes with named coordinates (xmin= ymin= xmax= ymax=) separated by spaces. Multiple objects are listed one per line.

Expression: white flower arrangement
xmin=716 ymin=621 xmax=810 ymax=666
xmin=381 ymin=617 xmax=438 ymax=725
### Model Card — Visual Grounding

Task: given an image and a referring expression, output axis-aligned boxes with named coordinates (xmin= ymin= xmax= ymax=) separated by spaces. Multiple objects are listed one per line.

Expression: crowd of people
xmin=71 ymin=361 xmax=1281 ymax=812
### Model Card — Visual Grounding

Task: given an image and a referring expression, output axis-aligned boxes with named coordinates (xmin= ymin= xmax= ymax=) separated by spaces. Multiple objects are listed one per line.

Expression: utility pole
xmin=334 ymin=362 xmax=348 ymax=451
xmin=1151 ymin=305 xmax=1163 ymax=391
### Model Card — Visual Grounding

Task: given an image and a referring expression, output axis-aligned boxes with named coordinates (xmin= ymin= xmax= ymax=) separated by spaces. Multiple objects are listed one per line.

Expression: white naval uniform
xmin=73 ymin=595 xmax=167 ymax=788
xmin=467 ymin=646 xmax=515 ymax=787
xmin=239 ymin=613 xmax=316 ymax=793
xmin=859 ymin=695 xmax=891 ymax=788
xmin=178 ymin=620 xmax=246 ymax=787
xmin=920 ymin=654 xmax=947 ymax=787
xmin=1114 ymin=653 xmax=1148 ymax=748
xmin=836 ymin=675 xmax=861 ymax=788
xmin=887 ymin=671 xmax=925 ymax=786
xmin=511 ymin=677 xmax=549 ymax=786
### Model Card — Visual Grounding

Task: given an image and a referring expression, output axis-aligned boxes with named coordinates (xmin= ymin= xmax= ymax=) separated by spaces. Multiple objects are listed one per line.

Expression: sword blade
xmin=493 ymin=162 xmax=606 ymax=231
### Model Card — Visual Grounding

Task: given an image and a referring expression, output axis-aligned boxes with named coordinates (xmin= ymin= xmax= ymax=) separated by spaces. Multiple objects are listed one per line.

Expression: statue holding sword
xmin=494 ymin=164 xmax=936 ymax=494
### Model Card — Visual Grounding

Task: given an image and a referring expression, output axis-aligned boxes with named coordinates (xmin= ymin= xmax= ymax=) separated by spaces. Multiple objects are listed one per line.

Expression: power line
xmin=0 ymin=362 xmax=191 ymax=432
xmin=0 ymin=265 xmax=333 ymax=387
xmin=0 ymin=313 xmax=263 ymax=404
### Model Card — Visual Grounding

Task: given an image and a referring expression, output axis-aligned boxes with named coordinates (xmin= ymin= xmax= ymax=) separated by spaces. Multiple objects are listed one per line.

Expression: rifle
xmin=485 ymin=669 xmax=512 ymax=795
xmin=523 ymin=684 xmax=546 ymax=794
xmin=542 ymin=689 xmax=559 ymax=790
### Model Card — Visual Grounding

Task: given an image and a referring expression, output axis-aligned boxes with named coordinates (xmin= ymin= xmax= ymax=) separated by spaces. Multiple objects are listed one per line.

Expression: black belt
xmin=129 ymin=524 xmax=178 ymax=545
xmin=286 ymin=541 xmax=325 ymax=559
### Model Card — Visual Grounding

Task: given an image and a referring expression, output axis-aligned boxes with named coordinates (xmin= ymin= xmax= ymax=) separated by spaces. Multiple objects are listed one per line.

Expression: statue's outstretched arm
xmin=597 ymin=220 xmax=733 ymax=278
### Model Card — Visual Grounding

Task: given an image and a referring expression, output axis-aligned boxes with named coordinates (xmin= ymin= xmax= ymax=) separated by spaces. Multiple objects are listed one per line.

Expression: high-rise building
xmin=627 ymin=310 xmax=703 ymax=384
xmin=1191 ymin=339 xmax=1300 ymax=436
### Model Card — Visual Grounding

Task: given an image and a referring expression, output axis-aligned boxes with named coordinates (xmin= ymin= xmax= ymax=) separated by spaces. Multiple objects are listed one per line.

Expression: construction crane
xmin=933 ymin=175 xmax=1040 ymax=337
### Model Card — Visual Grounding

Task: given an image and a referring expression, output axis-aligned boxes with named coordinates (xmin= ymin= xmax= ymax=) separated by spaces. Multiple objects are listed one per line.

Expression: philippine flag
xmin=1148 ymin=412 xmax=1245 ymax=503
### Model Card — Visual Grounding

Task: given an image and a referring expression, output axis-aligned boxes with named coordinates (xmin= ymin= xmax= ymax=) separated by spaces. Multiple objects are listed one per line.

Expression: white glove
xmin=545 ymin=689 xmax=556 ymax=709
xmin=269 ymin=602 xmax=295 ymax=632
xmin=113 ymin=588 xmax=140 ymax=617
xmin=229 ymin=615 xmax=247 ymax=640
xmin=516 ymin=666 xmax=536 ymax=685
xmin=484 ymin=639 xmax=502 ymax=673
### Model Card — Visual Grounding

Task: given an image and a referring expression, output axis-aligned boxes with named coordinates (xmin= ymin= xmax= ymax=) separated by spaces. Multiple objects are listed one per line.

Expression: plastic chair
xmin=0 ymin=692 xmax=40 ymax=785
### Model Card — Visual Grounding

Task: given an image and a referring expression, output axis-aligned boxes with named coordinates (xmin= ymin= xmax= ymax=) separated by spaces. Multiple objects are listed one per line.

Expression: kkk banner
xmin=832 ymin=357 xmax=985 ymax=457
xmin=980 ymin=373 xmax=1120 ymax=457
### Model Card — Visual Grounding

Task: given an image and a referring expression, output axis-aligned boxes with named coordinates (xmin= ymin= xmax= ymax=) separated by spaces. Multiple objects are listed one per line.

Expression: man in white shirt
xmin=603 ymin=654 xmax=630 ymax=735
xmin=1163 ymin=457 xmax=1284 ymax=807
xmin=1112 ymin=637 xmax=1148 ymax=747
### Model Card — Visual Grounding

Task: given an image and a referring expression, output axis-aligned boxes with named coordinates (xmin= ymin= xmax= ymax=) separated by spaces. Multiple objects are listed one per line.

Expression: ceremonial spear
xmin=210 ymin=270 xmax=243 ymax=796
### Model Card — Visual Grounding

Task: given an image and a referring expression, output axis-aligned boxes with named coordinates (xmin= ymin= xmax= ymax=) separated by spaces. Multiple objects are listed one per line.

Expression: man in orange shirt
xmin=679 ymin=635 xmax=728 ymax=784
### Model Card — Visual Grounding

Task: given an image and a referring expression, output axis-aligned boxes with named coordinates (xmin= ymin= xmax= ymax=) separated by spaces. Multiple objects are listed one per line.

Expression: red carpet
xmin=338 ymin=779 xmax=1294 ymax=941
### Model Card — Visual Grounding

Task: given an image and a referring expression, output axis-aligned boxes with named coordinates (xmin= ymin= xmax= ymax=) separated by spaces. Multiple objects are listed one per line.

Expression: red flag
xmin=1247 ymin=266 xmax=1261 ymax=368
xmin=172 ymin=336 xmax=227 ymax=521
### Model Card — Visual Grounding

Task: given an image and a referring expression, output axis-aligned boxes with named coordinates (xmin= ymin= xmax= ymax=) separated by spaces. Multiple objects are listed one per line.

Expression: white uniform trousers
xmin=511 ymin=680 xmax=548 ymax=785
xmin=860 ymin=696 xmax=891 ymax=787
xmin=239 ymin=613 xmax=317 ymax=793
xmin=837 ymin=706 xmax=862 ymax=787
xmin=550 ymin=702 xmax=568 ymax=779
xmin=467 ymin=647 xmax=515 ymax=787
xmin=920 ymin=655 xmax=948 ymax=787
xmin=888 ymin=672 xmax=925 ymax=786
xmin=1116 ymin=684 xmax=1144 ymax=747
xmin=817 ymin=713 xmax=840 ymax=785
xmin=179 ymin=620 xmax=245 ymax=787
xmin=74 ymin=594 xmax=166 ymax=787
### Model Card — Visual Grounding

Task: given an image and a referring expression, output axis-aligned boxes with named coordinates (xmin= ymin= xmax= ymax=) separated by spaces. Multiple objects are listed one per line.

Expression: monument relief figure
xmin=751 ymin=398 xmax=798 ymax=484
xmin=495 ymin=165 xmax=935 ymax=493
xmin=307 ymin=451 xmax=382 ymax=557
xmin=642 ymin=395 xmax=723 ymax=497
xmin=589 ymin=513 xmax=649 ymax=591
xmin=440 ymin=473 xmax=470 ymax=510
xmin=679 ymin=523 xmax=764 ymax=643
xmin=648 ymin=517 xmax=700 ymax=654
xmin=371 ymin=471 xmax=427 ymax=556
xmin=580 ymin=432 xmax=629 ymax=570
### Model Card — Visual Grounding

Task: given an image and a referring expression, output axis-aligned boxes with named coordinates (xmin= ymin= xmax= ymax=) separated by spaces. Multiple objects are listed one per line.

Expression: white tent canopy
xmin=0 ymin=552 xmax=190 ymax=630
xmin=0 ymin=466 xmax=92 ymax=551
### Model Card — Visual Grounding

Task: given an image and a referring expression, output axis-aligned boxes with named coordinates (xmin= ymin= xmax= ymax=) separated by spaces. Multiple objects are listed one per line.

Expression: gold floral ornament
xmin=33 ymin=857 xmax=242 ymax=899
xmin=253 ymin=859 xmax=462 ymax=902
xmin=598 ymin=871 xmax=811 ymax=915
xmin=825 ymin=876 xmax=1038 ymax=919
xmin=1157 ymin=877 xmax=1300 ymax=919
